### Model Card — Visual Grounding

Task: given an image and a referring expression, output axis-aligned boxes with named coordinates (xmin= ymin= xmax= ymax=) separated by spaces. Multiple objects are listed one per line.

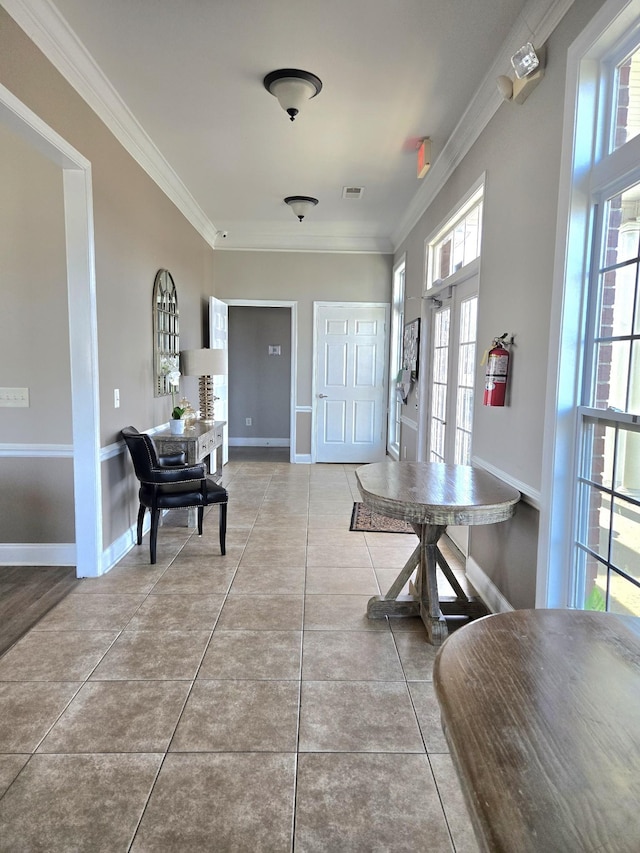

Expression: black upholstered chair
xmin=121 ymin=426 xmax=228 ymax=564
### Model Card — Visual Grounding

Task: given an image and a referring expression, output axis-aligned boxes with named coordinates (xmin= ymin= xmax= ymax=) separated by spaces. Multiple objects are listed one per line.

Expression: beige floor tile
xmin=126 ymin=593 xmax=225 ymax=630
xmin=239 ymin=543 xmax=307 ymax=568
xmin=230 ymin=563 xmax=305 ymax=594
xmin=295 ymin=753 xmax=452 ymax=852
xmin=393 ymin=631 xmax=439 ymax=680
xmin=151 ymin=563 xmax=237 ymax=594
xmin=90 ymin=630 xmax=210 ymax=680
xmin=302 ymin=630 xmax=404 ymax=681
xmin=299 ymin=681 xmax=423 ymax=753
xmin=0 ymin=755 xmax=29 ymax=797
xmin=74 ymin=568 xmax=161 ymax=595
xmin=306 ymin=543 xmax=372 ymax=568
xmin=0 ymin=682 xmax=81 ymax=752
xmin=131 ymin=753 xmax=295 ymax=852
xmin=306 ymin=528 xmax=365 ymax=546
xmin=198 ymin=629 xmax=302 ymax=680
xmin=303 ymin=594 xmax=389 ymax=631
xmin=0 ymin=631 xmax=117 ymax=681
xmin=368 ymin=543 xmax=421 ymax=569
xmin=305 ymin=565 xmax=379 ymax=595
xmin=37 ymin=680 xmax=190 ymax=753
xmin=0 ymin=753 xmax=162 ymax=853
xmin=216 ymin=594 xmax=304 ymax=631
xmin=246 ymin=530 xmax=308 ymax=549
xmin=171 ymin=679 xmax=299 ymax=752
xmin=408 ymin=681 xmax=449 ymax=753
xmin=32 ymin=593 xmax=146 ymax=631
xmin=307 ymin=513 xmax=352 ymax=529
xmin=430 ymin=752 xmax=482 ymax=853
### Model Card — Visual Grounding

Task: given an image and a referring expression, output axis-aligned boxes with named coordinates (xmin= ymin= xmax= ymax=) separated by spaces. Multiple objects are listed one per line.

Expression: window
xmin=576 ymin=182 xmax=640 ymax=614
xmin=544 ymin=0 xmax=640 ymax=614
xmin=388 ymin=258 xmax=405 ymax=459
xmin=426 ymin=187 xmax=483 ymax=289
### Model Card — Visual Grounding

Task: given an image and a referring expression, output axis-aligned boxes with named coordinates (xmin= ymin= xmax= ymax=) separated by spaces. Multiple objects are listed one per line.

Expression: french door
xmin=428 ymin=275 xmax=479 ymax=553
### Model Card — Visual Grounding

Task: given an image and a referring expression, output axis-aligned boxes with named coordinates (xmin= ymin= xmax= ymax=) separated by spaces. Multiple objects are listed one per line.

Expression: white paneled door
xmin=314 ymin=303 xmax=389 ymax=463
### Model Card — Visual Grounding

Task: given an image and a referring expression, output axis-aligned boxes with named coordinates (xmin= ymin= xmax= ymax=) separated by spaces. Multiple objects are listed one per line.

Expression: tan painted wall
xmin=0 ymin=10 xmax=215 ymax=555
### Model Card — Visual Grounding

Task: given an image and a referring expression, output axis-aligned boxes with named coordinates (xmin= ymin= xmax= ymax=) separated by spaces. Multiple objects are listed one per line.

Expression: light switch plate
xmin=0 ymin=387 xmax=29 ymax=407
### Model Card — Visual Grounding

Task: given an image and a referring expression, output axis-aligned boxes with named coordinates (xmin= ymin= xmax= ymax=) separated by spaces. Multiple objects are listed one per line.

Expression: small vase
xmin=170 ymin=418 xmax=185 ymax=435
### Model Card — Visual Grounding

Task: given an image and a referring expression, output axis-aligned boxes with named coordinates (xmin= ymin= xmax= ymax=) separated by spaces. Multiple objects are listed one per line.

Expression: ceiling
xmin=8 ymin=0 xmax=546 ymax=252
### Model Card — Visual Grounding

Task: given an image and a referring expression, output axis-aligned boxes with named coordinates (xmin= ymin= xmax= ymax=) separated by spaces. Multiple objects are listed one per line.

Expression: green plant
xmin=171 ymin=405 xmax=185 ymax=420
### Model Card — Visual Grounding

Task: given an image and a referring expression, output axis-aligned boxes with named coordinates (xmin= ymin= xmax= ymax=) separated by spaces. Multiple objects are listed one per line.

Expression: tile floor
xmin=0 ymin=455 xmax=480 ymax=852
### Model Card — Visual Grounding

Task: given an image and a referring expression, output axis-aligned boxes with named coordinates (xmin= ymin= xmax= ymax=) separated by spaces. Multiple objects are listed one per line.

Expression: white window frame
xmin=538 ymin=0 xmax=640 ymax=608
xmin=424 ymin=177 xmax=484 ymax=292
xmin=388 ymin=256 xmax=406 ymax=460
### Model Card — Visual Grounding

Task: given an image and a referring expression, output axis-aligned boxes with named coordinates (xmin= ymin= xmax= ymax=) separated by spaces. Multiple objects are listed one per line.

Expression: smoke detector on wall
xmin=342 ymin=186 xmax=364 ymax=199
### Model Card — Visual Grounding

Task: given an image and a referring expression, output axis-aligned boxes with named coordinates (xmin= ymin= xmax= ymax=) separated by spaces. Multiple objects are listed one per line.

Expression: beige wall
xmin=214 ymin=251 xmax=392 ymax=455
xmin=0 ymin=10 xmax=215 ymax=557
xmin=395 ymin=0 xmax=602 ymax=608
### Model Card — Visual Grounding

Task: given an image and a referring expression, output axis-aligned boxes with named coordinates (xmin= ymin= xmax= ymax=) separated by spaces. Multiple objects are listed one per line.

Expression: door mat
xmin=349 ymin=502 xmax=415 ymax=534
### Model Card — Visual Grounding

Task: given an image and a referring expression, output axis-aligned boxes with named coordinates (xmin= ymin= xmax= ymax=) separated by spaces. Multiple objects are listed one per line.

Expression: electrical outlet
xmin=0 ymin=387 xmax=29 ymax=407
xmin=245 ymin=417 xmax=252 ymax=426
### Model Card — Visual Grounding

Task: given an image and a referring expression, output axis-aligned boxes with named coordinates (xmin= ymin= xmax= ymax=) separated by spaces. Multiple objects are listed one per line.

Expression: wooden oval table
xmin=355 ymin=461 xmax=520 ymax=644
xmin=434 ymin=609 xmax=640 ymax=852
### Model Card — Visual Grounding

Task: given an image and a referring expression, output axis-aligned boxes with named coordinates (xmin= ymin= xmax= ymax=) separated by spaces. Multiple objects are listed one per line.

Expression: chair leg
xmin=219 ymin=502 xmax=227 ymax=555
xmin=197 ymin=506 xmax=204 ymax=536
xmin=136 ymin=504 xmax=145 ymax=546
xmin=150 ymin=509 xmax=160 ymax=565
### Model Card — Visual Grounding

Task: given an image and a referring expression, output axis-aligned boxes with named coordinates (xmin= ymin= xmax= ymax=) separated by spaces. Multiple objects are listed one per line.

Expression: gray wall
xmin=396 ymin=0 xmax=603 ymax=608
xmin=228 ymin=306 xmax=291 ymax=442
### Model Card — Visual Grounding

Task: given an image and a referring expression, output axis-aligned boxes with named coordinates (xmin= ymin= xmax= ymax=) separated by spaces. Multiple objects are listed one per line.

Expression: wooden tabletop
xmin=434 ymin=609 xmax=640 ymax=852
xmin=355 ymin=461 xmax=520 ymax=526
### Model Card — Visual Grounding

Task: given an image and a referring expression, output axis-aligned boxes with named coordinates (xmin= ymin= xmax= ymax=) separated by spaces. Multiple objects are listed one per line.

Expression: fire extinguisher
xmin=483 ymin=333 xmax=512 ymax=407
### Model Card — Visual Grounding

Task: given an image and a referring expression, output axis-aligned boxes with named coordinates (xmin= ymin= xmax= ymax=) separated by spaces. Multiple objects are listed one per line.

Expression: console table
xmin=355 ymin=461 xmax=520 ymax=644
xmin=152 ymin=421 xmax=225 ymax=482
xmin=434 ymin=609 xmax=640 ymax=852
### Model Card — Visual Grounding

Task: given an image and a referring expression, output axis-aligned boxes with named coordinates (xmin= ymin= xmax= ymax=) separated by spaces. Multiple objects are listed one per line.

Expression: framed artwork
xmin=403 ymin=318 xmax=420 ymax=381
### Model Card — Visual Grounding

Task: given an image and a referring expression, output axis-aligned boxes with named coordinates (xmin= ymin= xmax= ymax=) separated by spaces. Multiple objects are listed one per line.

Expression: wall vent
xmin=342 ymin=186 xmax=364 ymax=199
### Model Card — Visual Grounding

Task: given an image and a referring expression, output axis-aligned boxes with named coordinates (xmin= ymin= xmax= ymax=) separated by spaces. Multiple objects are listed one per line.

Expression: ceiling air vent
xmin=342 ymin=186 xmax=364 ymax=199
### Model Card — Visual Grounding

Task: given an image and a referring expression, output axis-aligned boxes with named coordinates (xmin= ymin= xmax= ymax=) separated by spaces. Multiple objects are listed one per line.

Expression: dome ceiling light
xmin=263 ymin=69 xmax=323 ymax=121
xmin=284 ymin=196 xmax=318 ymax=222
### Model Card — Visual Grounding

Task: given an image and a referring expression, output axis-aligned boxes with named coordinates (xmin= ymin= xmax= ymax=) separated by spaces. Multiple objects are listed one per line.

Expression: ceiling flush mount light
xmin=284 ymin=196 xmax=318 ymax=221
xmin=263 ymin=69 xmax=322 ymax=121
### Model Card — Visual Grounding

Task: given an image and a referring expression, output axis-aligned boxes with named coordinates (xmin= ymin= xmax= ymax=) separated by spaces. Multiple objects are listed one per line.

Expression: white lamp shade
xmin=270 ymin=76 xmax=317 ymax=114
xmin=181 ymin=348 xmax=227 ymax=377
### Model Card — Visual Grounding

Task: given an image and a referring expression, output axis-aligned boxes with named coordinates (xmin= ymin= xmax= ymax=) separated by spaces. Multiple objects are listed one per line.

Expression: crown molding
xmin=391 ymin=0 xmax=575 ymax=249
xmin=2 ymin=0 xmax=219 ymax=248
xmin=4 ymin=0 xmax=574 ymax=255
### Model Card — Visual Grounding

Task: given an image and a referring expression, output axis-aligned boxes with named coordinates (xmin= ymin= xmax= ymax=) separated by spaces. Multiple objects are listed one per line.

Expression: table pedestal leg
xmin=366 ymin=523 xmax=485 ymax=644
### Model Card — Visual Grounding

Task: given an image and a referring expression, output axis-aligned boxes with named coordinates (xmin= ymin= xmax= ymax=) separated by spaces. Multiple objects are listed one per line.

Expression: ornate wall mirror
xmin=153 ymin=269 xmax=179 ymax=396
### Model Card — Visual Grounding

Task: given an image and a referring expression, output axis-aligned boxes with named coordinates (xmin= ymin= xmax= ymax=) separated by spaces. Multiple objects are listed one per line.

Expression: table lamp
xmin=180 ymin=348 xmax=227 ymax=424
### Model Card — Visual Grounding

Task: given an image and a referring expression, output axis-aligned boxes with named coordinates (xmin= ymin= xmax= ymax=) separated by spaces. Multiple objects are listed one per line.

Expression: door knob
xmin=318 ymin=394 xmax=328 ymax=398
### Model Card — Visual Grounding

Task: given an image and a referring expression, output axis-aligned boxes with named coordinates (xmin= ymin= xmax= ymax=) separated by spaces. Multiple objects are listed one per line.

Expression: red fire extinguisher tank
xmin=483 ymin=341 xmax=510 ymax=406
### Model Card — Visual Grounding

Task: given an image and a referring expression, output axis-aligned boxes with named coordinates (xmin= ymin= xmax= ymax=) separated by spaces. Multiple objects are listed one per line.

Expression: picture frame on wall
xmin=403 ymin=318 xmax=420 ymax=381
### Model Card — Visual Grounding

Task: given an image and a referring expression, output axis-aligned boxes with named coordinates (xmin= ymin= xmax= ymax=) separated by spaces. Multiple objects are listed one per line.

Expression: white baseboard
xmin=0 ymin=543 xmax=76 ymax=566
xmin=228 ymin=437 xmax=290 ymax=447
xmin=294 ymin=454 xmax=312 ymax=464
xmin=466 ymin=556 xmax=514 ymax=614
